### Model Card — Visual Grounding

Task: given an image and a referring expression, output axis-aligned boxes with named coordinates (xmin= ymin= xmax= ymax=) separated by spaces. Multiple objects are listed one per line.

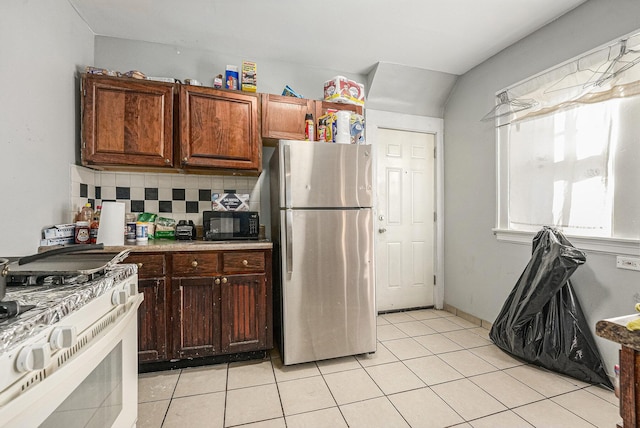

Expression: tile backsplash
xmin=70 ymin=165 xmax=262 ymax=225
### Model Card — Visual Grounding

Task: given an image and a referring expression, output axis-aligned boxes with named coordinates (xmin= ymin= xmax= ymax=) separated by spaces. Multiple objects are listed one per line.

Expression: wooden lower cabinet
xmin=137 ymin=278 xmax=168 ymax=362
xmin=126 ymin=253 xmax=168 ymax=363
xmin=619 ymin=346 xmax=640 ymax=428
xmin=172 ymin=277 xmax=221 ymax=358
xmin=131 ymin=248 xmax=272 ymax=365
xmin=221 ymin=273 xmax=267 ymax=353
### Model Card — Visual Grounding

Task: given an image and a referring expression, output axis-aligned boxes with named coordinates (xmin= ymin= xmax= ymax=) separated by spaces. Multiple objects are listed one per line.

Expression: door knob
xmin=378 ymin=228 xmax=387 ymax=233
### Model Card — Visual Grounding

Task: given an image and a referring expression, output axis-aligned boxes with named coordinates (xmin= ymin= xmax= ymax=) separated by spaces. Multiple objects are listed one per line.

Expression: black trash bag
xmin=489 ymin=226 xmax=612 ymax=388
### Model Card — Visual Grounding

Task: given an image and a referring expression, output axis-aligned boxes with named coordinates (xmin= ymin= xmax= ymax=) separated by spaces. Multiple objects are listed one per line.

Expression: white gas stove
xmin=0 ymin=262 xmax=141 ymax=427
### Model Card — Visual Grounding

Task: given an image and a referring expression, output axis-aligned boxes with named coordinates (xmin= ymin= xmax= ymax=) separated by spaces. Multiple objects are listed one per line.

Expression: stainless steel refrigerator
xmin=269 ymin=140 xmax=376 ymax=365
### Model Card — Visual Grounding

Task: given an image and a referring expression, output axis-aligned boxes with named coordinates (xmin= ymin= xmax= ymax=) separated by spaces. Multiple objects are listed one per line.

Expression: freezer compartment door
xmin=279 ymin=141 xmax=372 ymax=208
xmin=280 ymin=208 xmax=376 ymax=365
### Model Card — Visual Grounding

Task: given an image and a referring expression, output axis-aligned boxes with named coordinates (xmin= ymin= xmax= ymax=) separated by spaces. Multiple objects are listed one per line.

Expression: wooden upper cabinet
xmin=179 ymin=86 xmax=261 ymax=172
xmin=81 ymin=74 xmax=175 ymax=168
xmin=314 ymin=100 xmax=362 ymax=120
xmin=261 ymin=94 xmax=363 ymax=143
xmin=261 ymin=94 xmax=314 ymax=141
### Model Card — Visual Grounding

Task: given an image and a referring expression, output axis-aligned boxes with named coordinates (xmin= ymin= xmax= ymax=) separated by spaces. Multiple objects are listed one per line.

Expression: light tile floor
xmin=138 ymin=309 xmax=620 ymax=428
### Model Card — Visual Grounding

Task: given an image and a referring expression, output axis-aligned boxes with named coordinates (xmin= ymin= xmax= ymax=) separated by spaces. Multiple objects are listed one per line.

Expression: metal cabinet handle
xmin=242 ymin=259 xmax=248 ymax=266
xmin=214 ymin=278 xmax=220 ymax=285
xmin=378 ymin=228 xmax=387 ymax=233
xmin=182 ymin=157 xmax=188 ymax=163
xmin=164 ymin=158 xmax=170 ymax=164
xmin=221 ymin=277 xmax=228 ymax=284
xmin=191 ymin=260 xmax=198 ymax=268
xmin=137 ymin=263 xmax=143 ymax=269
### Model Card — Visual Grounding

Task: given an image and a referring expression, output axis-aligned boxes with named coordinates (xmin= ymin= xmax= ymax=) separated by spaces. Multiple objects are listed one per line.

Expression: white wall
xmin=443 ymin=0 xmax=640 ymax=374
xmin=0 ymin=0 xmax=94 ymax=256
xmin=94 ymin=37 xmax=366 ymax=101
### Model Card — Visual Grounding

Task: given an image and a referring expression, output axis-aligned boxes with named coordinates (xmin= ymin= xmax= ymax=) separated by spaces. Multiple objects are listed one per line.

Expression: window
xmin=494 ymin=34 xmax=640 ymax=254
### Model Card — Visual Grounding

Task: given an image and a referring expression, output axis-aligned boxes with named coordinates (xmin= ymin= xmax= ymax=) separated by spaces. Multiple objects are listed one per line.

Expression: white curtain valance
xmin=484 ymin=31 xmax=640 ymax=126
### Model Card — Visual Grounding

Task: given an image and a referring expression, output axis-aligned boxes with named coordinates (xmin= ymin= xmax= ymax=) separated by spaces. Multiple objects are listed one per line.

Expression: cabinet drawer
xmin=125 ymin=253 xmax=166 ymax=278
xmin=172 ymin=253 xmax=220 ymax=276
xmin=223 ymin=252 xmax=265 ymax=273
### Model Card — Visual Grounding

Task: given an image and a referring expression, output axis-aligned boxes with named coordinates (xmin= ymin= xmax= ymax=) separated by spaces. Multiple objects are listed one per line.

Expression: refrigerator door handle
xmin=286 ymin=209 xmax=293 ymax=274
xmin=284 ymin=144 xmax=292 ymax=208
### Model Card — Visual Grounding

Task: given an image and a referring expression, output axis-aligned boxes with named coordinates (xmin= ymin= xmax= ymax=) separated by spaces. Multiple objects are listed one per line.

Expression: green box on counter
xmin=154 ymin=230 xmax=175 ymax=240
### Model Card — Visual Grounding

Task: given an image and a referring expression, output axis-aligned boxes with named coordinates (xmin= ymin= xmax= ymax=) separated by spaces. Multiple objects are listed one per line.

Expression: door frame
xmin=366 ymin=109 xmax=444 ymax=310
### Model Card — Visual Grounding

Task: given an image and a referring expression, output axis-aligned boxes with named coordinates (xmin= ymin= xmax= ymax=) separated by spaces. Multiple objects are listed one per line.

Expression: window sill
xmin=493 ymin=228 xmax=640 ymax=256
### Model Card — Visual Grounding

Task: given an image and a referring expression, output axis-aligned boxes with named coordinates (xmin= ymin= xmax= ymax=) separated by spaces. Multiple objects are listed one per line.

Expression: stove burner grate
xmin=7 ymin=272 xmax=103 ymax=287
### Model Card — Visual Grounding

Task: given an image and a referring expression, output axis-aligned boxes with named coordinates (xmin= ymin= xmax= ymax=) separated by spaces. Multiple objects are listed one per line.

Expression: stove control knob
xmin=50 ymin=326 xmax=76 ymax=350
xmin=127 ymin=281 xmax=138 ymax=297
xmin=16 ymin=343 xmax=51 ymax=372
xmin=112 ymin=288 xmax=129 ymax=306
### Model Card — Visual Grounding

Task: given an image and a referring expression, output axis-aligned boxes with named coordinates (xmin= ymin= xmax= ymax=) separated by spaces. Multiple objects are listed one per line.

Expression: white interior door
xmin=376 ymin=128 xmax=435 ymax=311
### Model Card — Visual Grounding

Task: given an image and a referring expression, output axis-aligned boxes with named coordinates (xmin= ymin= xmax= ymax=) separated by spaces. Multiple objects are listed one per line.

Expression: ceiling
xmin=69 ymin=0 xmax=587 ymax=77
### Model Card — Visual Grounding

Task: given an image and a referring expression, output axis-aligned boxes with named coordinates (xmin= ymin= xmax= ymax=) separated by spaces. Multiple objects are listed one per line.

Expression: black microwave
xmin=203 ymin=211 xmax=259 ymax=240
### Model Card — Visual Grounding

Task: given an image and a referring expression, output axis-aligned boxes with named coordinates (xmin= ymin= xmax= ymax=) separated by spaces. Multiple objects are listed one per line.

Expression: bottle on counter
xmin=78 ymin=203 xmax=94 ymax=222
xmin=136 ymin=221 xmax=149 ymax=244
xmin=89 ymin=205 xmax=101 ymax=244
xmin=125 ymin=213 xmax=137 ymax=242
xmin=74 ymin=221 xmax=90 ymax=244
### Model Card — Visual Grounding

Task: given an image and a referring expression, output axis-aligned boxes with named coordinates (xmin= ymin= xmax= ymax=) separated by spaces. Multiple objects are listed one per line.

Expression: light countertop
xmin=596 ymin=314 xmax=640 ymax=351
xmin=40 ymin=239 xmax=273 ymax=254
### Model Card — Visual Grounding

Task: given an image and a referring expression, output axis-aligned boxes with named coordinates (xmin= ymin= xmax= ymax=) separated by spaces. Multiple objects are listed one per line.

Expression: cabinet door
xmin=220 ymin=274 xmax=267 ymax=353
xmin=81 ymin=75 xmax=175 ymax=167
xmin=261 ymin=94 xmax=314 ymax=141
xmin=172 ymin=277 xmax=221 ymax=358
xmin=179 ymin=86 xmax=261 ymax=171
xmin=138 ymin=278 xmax=168 ymax=362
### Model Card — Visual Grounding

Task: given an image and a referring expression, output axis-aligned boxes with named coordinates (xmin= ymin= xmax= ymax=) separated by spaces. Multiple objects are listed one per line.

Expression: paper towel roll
xmin=97 ymin=201 xmax=125 ymax=246
xmin=335 ymin=110 xmax=351 ymax=144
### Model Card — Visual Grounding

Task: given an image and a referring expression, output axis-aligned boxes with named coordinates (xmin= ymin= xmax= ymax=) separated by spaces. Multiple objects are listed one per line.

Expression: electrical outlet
xmin=616 ymin=256 xmax=640 ymax=271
